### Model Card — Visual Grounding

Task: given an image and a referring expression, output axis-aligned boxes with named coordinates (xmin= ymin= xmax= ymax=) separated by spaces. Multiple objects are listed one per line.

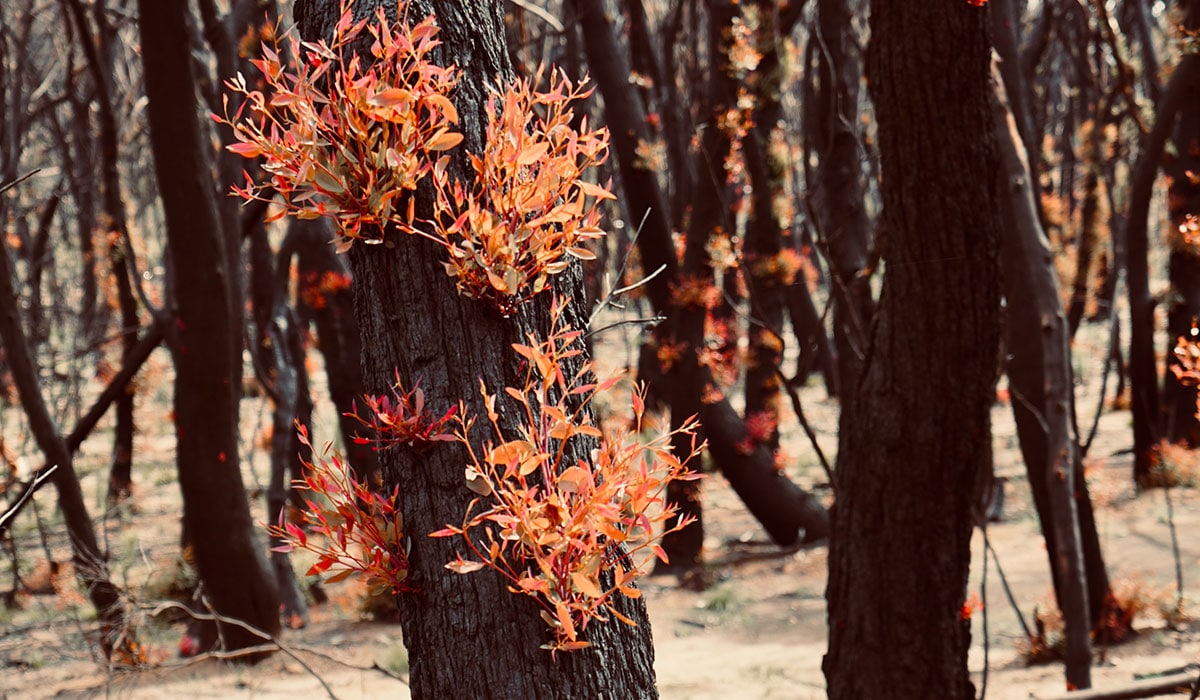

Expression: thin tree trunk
xmin=138 ymin=0 xmax=280 ymax=655
xmin=742 ymin=0 xmax=793 ymax=454
xmin=1125 ymin=19 xmax=1199 ymax=483
xmin=656 ymin=0 xmax=738 ymax=573
xmin=814 ymin=0 xmax=875 ymax=407
xmin=992 ymin=62 xmax=1092 ymax=689
xmin=824 ymin=3 xmax=1001 ymax=697
xmin=1160 ymin=2 xmax=1200 ymax=445
xmin=64 ymin=0 xmax=142 ymax=504
xmin=292 ymin=219 xmax=380 ymax=484
xmin=572 ymin=0 xmax=829 ymax=545
xmin=248 ymin=218 xmax=309 ymax=628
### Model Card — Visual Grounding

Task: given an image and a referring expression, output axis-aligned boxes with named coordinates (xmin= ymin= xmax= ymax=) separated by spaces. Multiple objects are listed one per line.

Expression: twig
xmin=589 ymin=264 xmax=666 ymax=324
xmin=1082 ymin=308 xmax=1120 ymax=457
xmin=984 ymin=529 xmax=1034 ymax=642
xmin=584 ymin=315 xmax=664 ymax=339
xmin=1163 ymin=486 xmax=1185 ymax=618
xmin=0 ymin=169 xmax=40 ymax=195
xmin=0 ymin=465 xmax=59 ymax=536
xmin=146 ymin=601 xmax=341 ymax=699
xmin=979 ymin=523 xmax=990 ymax=700
xmin=508 ymin=0 xmax=563 ymax=32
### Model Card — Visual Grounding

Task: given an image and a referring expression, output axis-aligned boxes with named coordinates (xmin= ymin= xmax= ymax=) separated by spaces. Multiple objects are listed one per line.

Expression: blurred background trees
xmin=0 ymin=0 xmax=1196 ymax=694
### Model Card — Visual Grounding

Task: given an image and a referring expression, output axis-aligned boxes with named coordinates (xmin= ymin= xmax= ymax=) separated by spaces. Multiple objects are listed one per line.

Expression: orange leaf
xmin=445 ymin=559 xmax=486 ymax=574
xmin=426 ymin=131 xmax=464 ymax=152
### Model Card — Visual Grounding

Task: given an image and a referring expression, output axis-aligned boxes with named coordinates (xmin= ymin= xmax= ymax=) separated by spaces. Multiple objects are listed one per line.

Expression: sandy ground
xmin=2 ymin=330 xmax=1199 ymax=699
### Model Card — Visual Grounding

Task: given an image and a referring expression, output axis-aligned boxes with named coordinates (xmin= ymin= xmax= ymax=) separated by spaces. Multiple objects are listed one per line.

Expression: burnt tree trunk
xmin=992 ymin=63 xmax=1093 ymax=689
xmin=1161 ymin=1 xmax=1200 ymax=445
xmin=291 ymin=219 xmax=380 ymax=484
xmin=741 ymin=0 xmax=796 ymax=454
xmin=1125 ymin=7 xmax=1200 ymax=483
xmin=814 ymin=0 xmax=875 ymax=406
xmin=65 ymin=0 xmax=141 ymax=504
xmin=295 ymin=1 xmax=658 ymax=696
xmin=138 ymin=0 xmax=280 ymax=654
xmin=823 ymin=3 xmax=1001 ymax=698
xmin=247 ymin=216 xmax=309 ymax=629
xmin=655 ymin=0 xmax=738 ymax=574
xmin=572 ymin=0 xmax=829 ymax=545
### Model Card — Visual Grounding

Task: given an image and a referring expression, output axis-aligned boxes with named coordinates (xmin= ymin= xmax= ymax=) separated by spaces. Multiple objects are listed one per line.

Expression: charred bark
xmin=824 ymin=3 xmax=1001 ymax=697
xmin=295 ymin=2 xmax=658 ymax=696
xmin=138 ymin=0 xmax=280 ymax=655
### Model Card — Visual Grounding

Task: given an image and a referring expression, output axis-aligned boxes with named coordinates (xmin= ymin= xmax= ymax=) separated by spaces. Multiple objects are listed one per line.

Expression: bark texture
xmin=138 ymin=0 xmax=280 ymax=654
xmin=823 ymin=3 xmax=1001 ymax=698
xmin=295 ymin=2 xmax=658 ymax=697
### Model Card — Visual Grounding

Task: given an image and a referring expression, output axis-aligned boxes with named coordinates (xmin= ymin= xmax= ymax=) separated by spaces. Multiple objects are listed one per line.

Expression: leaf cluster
xmin=268 ymin=425 xmax=415 ymax=596
xmin=350 ymin=371 xmax=458 ymax=449
xmin=216 ymin=0 xmax=614 ymax=316
xmin=431 ymin=298 xmax=704 ymax=652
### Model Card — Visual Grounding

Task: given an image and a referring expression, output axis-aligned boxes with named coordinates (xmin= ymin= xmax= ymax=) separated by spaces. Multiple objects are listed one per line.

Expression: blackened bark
xmin=572 ymin=0 xmax=829 ymax=545
xmin=138 ymin=0 xmax=280 ymax=654
xmin=1125 ymin=17 xmax=1199 ymax=483
xmin=824 ymin=3 xmax=1001 ymax=698
xmin=992 ymin=64 xmax=1092 ymax=689
xmin=248 ymin=220 xmax=309 ymax=628
xmin=295 ymin=2 xmax=658 ymax=696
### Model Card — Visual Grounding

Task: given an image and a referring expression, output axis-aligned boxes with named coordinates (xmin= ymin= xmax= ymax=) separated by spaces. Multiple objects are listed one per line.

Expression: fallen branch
xmin=147 ymin=601 xmax=338 ymax=698
xmin=1037 ymin=670 xmax=1197 ymax=700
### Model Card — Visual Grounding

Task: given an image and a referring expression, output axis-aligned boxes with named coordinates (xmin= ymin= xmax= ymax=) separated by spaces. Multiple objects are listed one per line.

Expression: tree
xmin=1125 ymin=0 xmax=1200 ymax=483
xmin=992 ymin=60 xmax=1093 ymax=689
xmin=290 ymin=1 xmax=662 ymax=695
xmin=823 ymin=2 xmax=1002 ymax=697
xmin=570 ymin=0 xmax=830 ymax=551
xmin=137 ymin=0 xmax=280 ymax=654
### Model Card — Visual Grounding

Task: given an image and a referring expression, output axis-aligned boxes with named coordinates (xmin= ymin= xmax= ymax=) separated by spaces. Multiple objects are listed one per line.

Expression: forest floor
xmin=2 ymin=320 xmax=1199 ymax=699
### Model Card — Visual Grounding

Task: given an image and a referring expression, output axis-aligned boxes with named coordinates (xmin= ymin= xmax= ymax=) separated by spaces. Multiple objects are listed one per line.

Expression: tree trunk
xmin=65 ymin=0 xmax=141 ymax=505
xmin=814 ymin=0 xmax=875 ymax=406
xmin=294 ymin=2 xmax=659 ymax=696
xmin=138 ymin=0 xmax=280 ymax=654
xmin=657 ymin=0 xmax=738 ymax=573
xmin=824 ymin=3 xmax=1001 ymax=698
xmin=1125 ymin=14 xmax=1200 ymax=483
xmin=1161 ymin=1 xmax=1200 ymax=445
xmin=571 ymin=0 xmax=829 ymax=545
xmin=248 ymin=217 xmax=309 ymax=628
xmin=742 ymin=0 xmax=794 ymax=454
xmin=992 ymin=61 xmax=1093 ymax=689
xmin=292 ymin=219 xmax=381 ymax=484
